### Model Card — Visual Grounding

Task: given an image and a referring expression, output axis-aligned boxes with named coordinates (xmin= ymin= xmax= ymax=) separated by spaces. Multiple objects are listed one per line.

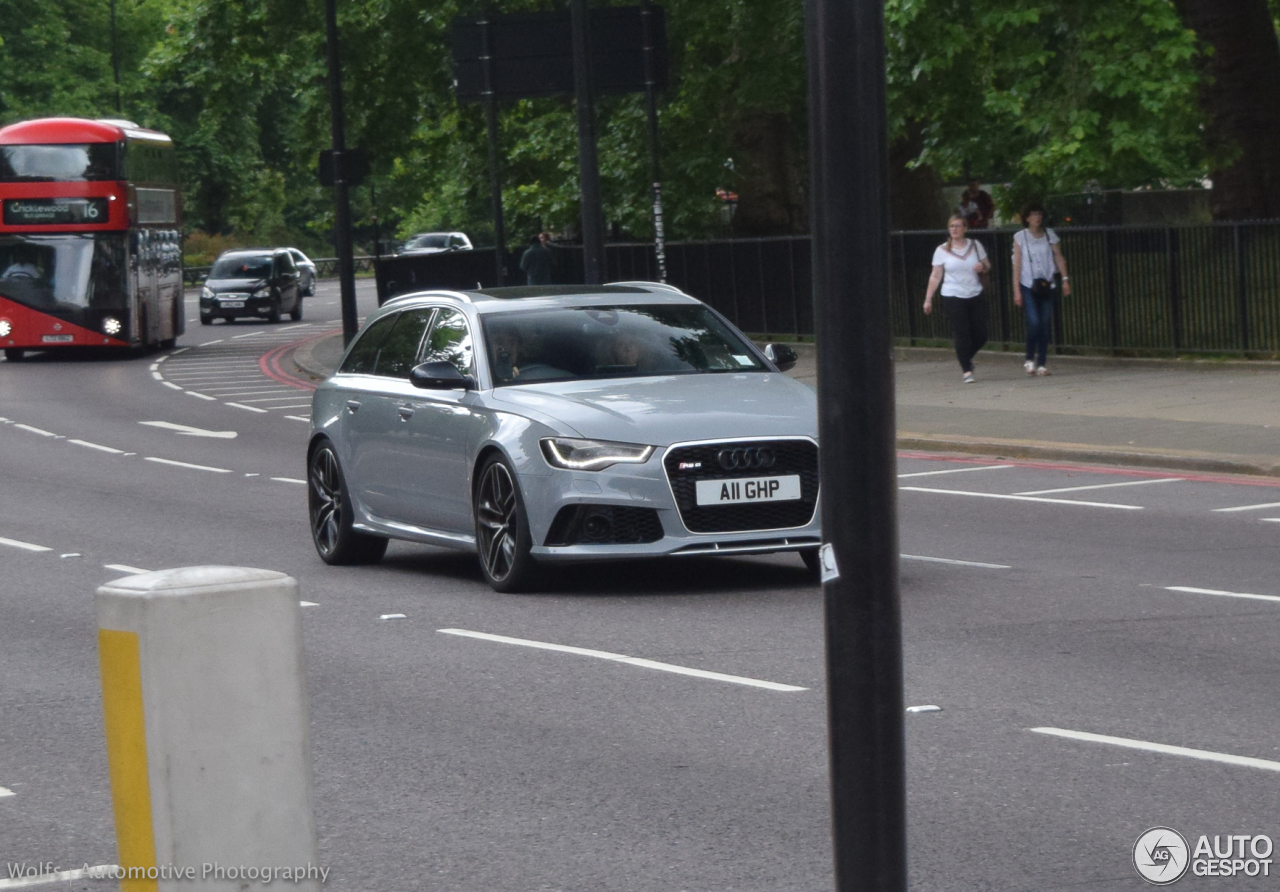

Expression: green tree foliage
xmin=0 ymin=0 xmax=169 ymax=121
xmin=886 ymin=0 xmax=1207 ymax=215
xmin=4 ymin=0 xmax=1262 ymax=242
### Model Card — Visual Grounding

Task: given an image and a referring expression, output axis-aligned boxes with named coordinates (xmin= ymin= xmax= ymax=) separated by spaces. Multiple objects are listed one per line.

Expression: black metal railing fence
xmin=597 ymin=221 xmax=1280 ymax=355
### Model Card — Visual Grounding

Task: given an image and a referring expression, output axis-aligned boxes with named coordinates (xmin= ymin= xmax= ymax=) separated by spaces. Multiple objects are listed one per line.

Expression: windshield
xmin=405 ymin=234 xmax=448 ymax=250
xmin=481 ymin=304 xmax=767 ymax=386
xmin=210 ymin=255 xmax=271 ymax=279
xmin=0 ymin=144 xmax=119 ymax=182
xmin=0 ymin=234 xmax=126 ymax=311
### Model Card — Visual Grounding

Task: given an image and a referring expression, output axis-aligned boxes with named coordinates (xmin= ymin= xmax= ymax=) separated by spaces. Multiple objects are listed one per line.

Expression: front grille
xmin=664 ymin=439 xmax=819 ymax=533
xmin=544 ymin=505 xmax=664 ymax=546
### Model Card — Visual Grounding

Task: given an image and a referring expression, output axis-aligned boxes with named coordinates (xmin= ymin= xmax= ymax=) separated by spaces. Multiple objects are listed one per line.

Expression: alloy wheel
xmin=310 ymin=447 xmax=343 ymax=556
xmin=476 ymin=460 xmax=519 ymax=581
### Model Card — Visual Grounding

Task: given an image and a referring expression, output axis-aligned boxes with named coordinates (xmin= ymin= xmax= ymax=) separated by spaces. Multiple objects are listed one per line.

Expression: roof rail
xmin=606 ymin=280 xmax=686 ymax=294
xmin=382 ymin=289 xmax=475 ymax=306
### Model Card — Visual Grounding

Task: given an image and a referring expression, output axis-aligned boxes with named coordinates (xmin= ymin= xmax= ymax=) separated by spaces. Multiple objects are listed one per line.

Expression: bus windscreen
xmin=0 ymin=144 xmax=120 ymax=182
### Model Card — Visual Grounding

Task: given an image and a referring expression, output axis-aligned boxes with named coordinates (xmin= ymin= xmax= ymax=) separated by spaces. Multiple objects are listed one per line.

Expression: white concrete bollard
xmin=96 ymin=567 xmax=324 ymax=892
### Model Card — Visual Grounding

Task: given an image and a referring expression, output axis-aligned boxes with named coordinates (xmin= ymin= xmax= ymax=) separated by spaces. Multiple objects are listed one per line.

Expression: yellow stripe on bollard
xmin=98 ymin=629 xmax=158 ymax=892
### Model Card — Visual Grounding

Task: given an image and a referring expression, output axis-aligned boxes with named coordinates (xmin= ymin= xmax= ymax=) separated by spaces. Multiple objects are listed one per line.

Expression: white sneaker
xmin=962 ymin=371 xmax=976 ymax=384
xmin=1023 ymin=360 xmax=1035 ymax=375
xmin=1035 ymin=365 xmax=1050 ymax=376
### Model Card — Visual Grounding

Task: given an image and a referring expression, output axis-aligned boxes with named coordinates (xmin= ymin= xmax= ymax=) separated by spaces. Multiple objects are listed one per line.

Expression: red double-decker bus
xmin=0 ymin=117 xmax=184 ymax=360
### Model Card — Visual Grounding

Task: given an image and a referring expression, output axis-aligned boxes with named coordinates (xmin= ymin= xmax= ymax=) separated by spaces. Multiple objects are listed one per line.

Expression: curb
xmin=291 ymin=330 xmax=342 ymax=382
xmin=898 ymin=434 xmax=1280 ymax=480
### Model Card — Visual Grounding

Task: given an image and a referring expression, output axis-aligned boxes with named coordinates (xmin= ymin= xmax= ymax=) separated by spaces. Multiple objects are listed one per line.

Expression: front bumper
xmin=200 ymin=293 xmax=274 ymax=317
xmin=522 ymin=436 xmax=822 ymax=562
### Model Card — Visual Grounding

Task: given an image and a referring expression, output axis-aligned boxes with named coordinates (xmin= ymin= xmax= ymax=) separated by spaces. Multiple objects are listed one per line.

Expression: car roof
xmin=215 ymin=248 xmax=284 ymax=258
xmin=379 ymin=282 xmax=698 ymax=317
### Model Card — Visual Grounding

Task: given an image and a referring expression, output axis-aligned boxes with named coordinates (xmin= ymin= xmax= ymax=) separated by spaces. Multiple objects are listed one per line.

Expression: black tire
xmin=474 ymin=454 xmax=540 ymax=592
xmin=223 ymin=315 xmax=235 ymax=324
xmin=800 ymin=547 xmax=823 ymax=583
xmin=200 ymin=314 xmax=213 ymax=326
xmin=267 ymin=297 xmax=281 ymax=324
xmin=290 ymin=297 xmax=303 ymax=321
xmin=4 ymin=348 xmax=25 ymax=362
xmin=308 ymin=440 xmax=388 ymax=565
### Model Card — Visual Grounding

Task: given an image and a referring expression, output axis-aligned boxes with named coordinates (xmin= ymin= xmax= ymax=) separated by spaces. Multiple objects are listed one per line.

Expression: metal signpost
xmin=323 ymin=0 xmax=359 ymax=346
xmin=452 ymin=5 xmax=668 ymax=286
xmin=805 ymin=0 xmax=908 ymax=888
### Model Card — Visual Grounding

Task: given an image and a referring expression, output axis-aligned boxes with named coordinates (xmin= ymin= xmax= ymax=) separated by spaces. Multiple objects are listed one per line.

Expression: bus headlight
xmin=0 ymin=319 xmax=11 ymax=337
xmin=102 ymin=317 xmax=122 ymax=336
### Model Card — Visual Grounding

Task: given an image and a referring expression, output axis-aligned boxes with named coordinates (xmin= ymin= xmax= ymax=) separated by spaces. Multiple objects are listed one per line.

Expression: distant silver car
xmin=287 ymin=248 xmax=317 ymax=295
xmin=398 ymin=231 xmax=472 ymax=254
xmin=306 ymin=283 xmax=820 ymax=591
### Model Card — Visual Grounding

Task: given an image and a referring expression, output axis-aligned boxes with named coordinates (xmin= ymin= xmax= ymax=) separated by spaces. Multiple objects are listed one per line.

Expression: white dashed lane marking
xmin=898 ymin=464 xmax=1012 ymax=478
xmin=0 ymin=536 xmax=52 ymax=552
xmin=1015 ymin=477 xmax=1183 ymax=496
xmin=900 ymin=486 xmax=1144 ymax=510
xmin=439 ymin=628 xmax=808 ymax=692
xmin=1031 ymin=727 xmax=1280 ymax=773
xmin=1165 ymin=585 xmax=1280 ymax=605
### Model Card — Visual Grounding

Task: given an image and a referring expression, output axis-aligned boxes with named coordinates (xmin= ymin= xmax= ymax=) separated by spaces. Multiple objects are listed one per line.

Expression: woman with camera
xmin=1012 ymin=203 xmax=1070 ymax=376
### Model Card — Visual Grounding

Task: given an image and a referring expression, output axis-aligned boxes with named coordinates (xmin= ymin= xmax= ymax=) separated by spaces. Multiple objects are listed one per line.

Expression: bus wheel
xmin=160 ymin=338 xmax=176 ymax=349
xmin=4 ymin=348 xmax=25 ymax=362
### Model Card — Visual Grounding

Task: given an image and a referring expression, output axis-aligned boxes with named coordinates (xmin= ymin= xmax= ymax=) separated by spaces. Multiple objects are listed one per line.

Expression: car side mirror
xmin=763 ymin=343 xmax=798 ymax=372
xmin=410 ymin=360 xmax=475 ymax=390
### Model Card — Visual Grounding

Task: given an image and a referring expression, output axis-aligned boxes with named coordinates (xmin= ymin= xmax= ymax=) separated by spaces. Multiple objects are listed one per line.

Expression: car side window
xmin=420 ymin=308 xmax=473 ymax=376
xmin=374 ymin=308 xmax=435 ymax=378
xmin=339 ymin=313 xmax=400 ymax=375
xmin=280 ymin=253 xmax=296 ymax=273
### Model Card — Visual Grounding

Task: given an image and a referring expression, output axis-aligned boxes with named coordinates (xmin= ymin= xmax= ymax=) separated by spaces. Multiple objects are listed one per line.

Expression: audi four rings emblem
xmin=717 ymin=447 xmax=776 ymax=470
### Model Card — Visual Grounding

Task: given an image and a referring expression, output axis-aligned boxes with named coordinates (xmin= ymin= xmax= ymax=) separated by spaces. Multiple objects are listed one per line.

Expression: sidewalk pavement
xmin=292 ymin=333 xmax=1280 ymax=478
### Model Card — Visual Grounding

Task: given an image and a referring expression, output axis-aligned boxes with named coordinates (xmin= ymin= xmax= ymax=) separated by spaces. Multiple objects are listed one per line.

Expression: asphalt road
xmin=3 ymin=280 xmax=1280 ymax=890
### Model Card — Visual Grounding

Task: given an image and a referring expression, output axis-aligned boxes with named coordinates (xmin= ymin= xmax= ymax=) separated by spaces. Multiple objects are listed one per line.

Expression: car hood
xmin=207 ymin=277 xmax=267 ymax=293
xmin=489 ymin=373 xmax=817 ymax=445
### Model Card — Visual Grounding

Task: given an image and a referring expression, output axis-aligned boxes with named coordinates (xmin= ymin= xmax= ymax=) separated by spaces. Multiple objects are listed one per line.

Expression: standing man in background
xmin=519 ymin=232 xmax=555 ymax=285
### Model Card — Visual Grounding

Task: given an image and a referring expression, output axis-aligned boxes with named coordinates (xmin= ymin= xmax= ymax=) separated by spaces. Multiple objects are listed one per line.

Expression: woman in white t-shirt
xmin=1012 ymin=204 xmax=1071 ymax=376
xmin=923 ymin=215 xmax=991 ymax=383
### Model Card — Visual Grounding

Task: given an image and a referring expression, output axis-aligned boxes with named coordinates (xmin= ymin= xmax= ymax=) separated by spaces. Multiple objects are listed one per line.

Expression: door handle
xmin=397 ymin=406 xmax=414 ymax=420
xmin=346 ymin=400 xmax=361 ymax=412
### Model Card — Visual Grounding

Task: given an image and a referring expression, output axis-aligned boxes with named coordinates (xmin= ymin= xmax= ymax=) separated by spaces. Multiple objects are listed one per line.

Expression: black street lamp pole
xmin=110 ymin=0 xmax=122 ymax=113
xmin=805 ymin=0 xmax=907 ymax=887
xmin=324 ymin=0 xmax=359 ymax=345
xmin=570 ymin=0 xmax=605 ymax=285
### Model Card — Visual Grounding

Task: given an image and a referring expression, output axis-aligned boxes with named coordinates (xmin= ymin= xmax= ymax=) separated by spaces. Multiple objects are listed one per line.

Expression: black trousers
xmin=941 ymin=294 xmax=988 ymax=373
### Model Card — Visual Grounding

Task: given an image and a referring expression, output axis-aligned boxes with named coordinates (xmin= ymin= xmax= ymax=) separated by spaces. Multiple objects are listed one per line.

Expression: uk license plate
xmin=695 ymin=475 xmax=802 ymax=506
xmin=222 ymin=300 xmax=245 ymax=308
xmin=41 ymin=334 xmax=73 ymax=343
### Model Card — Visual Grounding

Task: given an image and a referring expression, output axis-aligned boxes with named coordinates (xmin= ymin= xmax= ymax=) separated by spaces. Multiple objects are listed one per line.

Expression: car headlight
xmin=252 ymin=288 xmax=268 ymax=298
xmin=540 ymin=437 xmax=655 ymax=471
xmin=201 ymin=286 xmax=214 ymax=299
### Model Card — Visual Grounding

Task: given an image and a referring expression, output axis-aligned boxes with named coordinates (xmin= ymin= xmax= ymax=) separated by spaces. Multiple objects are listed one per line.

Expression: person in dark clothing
xmin=957 ymin=179 xmax=995 ymax=229
xmin=519 ymin=232 xmax=554 ymax=285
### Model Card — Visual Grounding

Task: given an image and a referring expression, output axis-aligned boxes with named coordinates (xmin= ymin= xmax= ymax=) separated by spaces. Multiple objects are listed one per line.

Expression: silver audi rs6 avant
xmin=307 ymin=283 xmax=821 ymax=591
